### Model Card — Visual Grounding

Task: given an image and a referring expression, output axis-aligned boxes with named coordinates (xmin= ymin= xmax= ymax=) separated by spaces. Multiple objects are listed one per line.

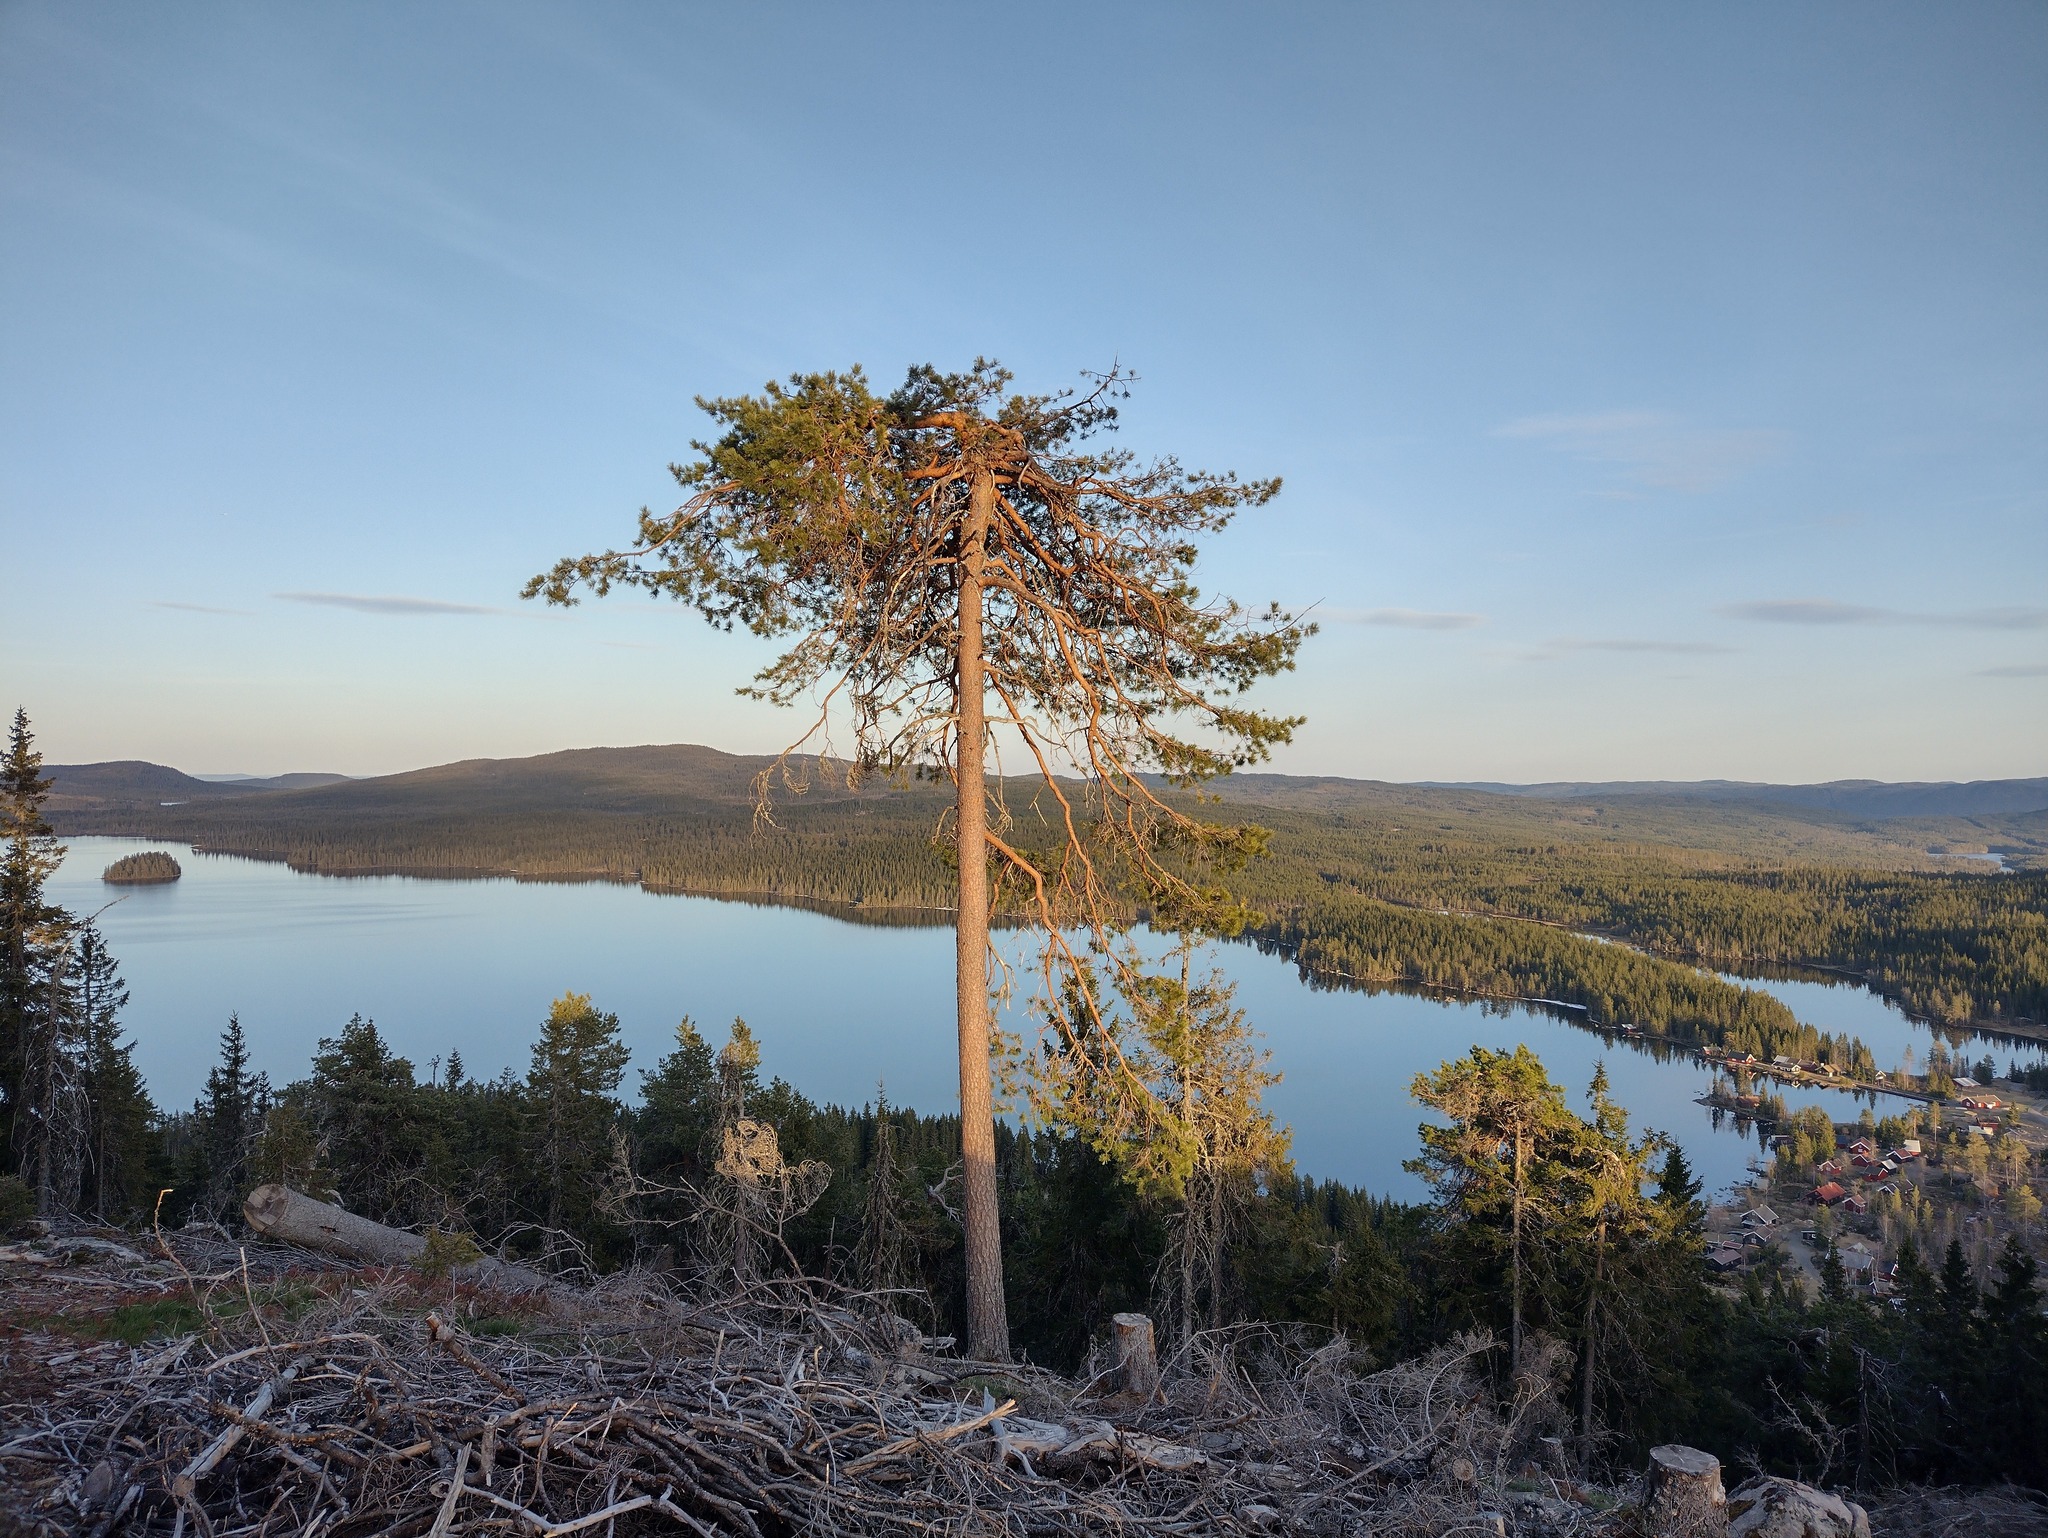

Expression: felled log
xmin=243 ymin=1184 xmax=558 ymax=1294
xmin=1646 ymin=1444 xmax=1727 ymax=1537
xmin=1112 ymin=1311 xmax=1160 ymax=1399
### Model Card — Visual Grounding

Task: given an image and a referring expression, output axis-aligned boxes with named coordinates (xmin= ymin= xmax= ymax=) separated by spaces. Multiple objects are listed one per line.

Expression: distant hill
xmin=49 ymin=747 xmax=2047 ymax=828
xmin=45 ymin=761 xmax=350 ymax=812
xmin=1415 ymin=778 xmax=2048 ymax=820
xmin=44 ymin=743 xmax=2046 ymax=1032
xmin=46 ymin=745 xmax=2046 ymax=871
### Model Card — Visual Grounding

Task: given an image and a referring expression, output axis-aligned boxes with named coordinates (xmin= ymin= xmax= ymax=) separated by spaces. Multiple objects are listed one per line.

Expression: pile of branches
xmin=2 ymin=1225 xmax=1595 ymax=1537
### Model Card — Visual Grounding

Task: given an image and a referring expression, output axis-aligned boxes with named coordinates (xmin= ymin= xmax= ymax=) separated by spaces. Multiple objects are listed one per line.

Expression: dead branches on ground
xmin=4 ymin=1225 xmax=1595 ymax=1537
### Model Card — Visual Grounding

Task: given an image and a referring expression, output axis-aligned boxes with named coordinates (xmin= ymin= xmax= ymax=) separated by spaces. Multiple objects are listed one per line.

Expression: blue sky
xmin=3 ymin=3 xmax=2044 ymax=782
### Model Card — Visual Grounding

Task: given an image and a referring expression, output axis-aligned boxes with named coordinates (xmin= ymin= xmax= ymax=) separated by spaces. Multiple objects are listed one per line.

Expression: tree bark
xmin=955 ymin=469 xmax=1010 ymax=1362
xmin=1510 ymin=1123 xmax=1526 ymax=1373
xmin=1112 ymin=1312 xmax=1160 ymax=1398
xmin=1580 ymin=1216 xmax=1605 ymax=1450
xmin=1646 ymin=1444 xmax=1727 ymax=1538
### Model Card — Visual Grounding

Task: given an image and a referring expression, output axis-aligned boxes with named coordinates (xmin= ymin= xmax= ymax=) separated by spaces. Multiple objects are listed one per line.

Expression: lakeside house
xmin=1812 ymin=1181 xmax=1848 ymax=1206
xmin=1741 ymin=1205 xmax=1780 ymax=1229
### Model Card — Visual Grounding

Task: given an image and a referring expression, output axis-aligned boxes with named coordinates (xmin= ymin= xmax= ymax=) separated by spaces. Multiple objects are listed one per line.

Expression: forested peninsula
xmin=48 ymin=748 xmax=2048 ymax=1051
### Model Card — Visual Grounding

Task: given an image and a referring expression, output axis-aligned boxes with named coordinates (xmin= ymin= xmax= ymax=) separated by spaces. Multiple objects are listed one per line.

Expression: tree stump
xmin=1111 ymin=1312 xmax=1160 ymax=1399
xmin=1647 ymin=1445 xmax=1727 ymax=1538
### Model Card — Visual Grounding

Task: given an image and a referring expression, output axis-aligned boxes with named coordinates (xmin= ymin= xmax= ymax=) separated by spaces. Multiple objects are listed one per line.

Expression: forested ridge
xmin=50 ymin=746 xmax=2048 ymax=1036
xmin=13 ymin=722 xmax=2048 ymax=1494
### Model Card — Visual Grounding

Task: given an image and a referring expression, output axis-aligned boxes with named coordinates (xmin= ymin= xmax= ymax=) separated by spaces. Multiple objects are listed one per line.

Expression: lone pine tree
xmin=529 ymin=362 xmax=1309 ymax=1357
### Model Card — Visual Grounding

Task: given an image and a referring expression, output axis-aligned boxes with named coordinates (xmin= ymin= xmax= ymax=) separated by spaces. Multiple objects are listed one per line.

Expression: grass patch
xmin=37 ymin=1298 xmax=207 ymax=1345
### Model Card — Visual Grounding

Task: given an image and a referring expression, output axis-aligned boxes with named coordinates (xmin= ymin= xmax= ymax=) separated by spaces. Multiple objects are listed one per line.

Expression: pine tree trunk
xmin=1511 ymin=1124 xmax=1526 ymax=1373
xmin=955 ymin=469 xmax=1009 ymax=1362
xmin=1580 ymin=1216 xmax=1605 ymax=1450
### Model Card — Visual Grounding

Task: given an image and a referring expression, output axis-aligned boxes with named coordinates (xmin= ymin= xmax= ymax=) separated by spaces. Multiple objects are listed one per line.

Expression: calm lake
xmin=52 ymin=837 xmax=2046 ymax=1202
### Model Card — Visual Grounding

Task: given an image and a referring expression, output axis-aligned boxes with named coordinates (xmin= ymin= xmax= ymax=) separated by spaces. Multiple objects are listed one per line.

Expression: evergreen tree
xmin=195 ymin=1015 xmax=265 ymax=1216
xmin=1032 ymin=944 xmax=1289 ymax=1342
xmin=305 ymin=1014 xmax=420 ymax=1220
xmin=72 ymin=923 xmax=155 ymax=1217
xmin=1408 ymin=1044 xmax=1579 ymax=1372
xmin=1981 ymin=1236 xmax=2047 ymax=1481
xmin=1655 ymin=1143 xmax=1705 ymax=1228
xmin=635 ymin=1016 xmax=718 ymax=1186
xmin=1559 ymin=1065 xmax=1665 ymax=1456
xmin=529 ymin=362 xmax=1309 ymax=1359
xmin=0 ymin=709 xmax=64 ymax=1184
xmin=524 ymin=992 xmax=629 ymax=1238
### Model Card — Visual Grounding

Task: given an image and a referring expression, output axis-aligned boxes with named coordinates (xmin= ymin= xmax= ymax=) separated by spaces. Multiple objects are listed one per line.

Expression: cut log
xmin=1111 ymin=1312 xmax=1160 ymax=1399
xmin=1647 ymin=1444 xmax=1727 ymax=1538
xmin=242 ymin=1185 xmax=558 ymax=1295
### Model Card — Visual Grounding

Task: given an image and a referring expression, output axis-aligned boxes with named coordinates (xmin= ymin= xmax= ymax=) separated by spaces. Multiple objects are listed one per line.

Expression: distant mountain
xmin=50 ymin=750 xmax=2047 ymax=823
xmin=46 ymin=761 xmax=350 ymax=811
xmin=1414 ymin=778 xmax=2048 ymax=820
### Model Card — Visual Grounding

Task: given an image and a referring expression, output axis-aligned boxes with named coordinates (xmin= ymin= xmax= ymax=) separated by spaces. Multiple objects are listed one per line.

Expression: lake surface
xmin=52 ymin=838 xmax=2045 ymax=1202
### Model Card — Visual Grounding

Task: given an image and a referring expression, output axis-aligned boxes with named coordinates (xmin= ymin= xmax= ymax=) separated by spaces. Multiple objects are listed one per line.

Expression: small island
xmin=102 ymin=851 xmax=183 ymax=885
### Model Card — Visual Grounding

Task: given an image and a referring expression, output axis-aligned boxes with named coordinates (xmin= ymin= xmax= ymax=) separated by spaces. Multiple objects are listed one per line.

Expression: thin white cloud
xmin=275 ymin=592 xmax=501 ymax=616
xmin=1495 ymin=410 xmax=1786 ymax=492
xmin=1979 ymin=663 xmax=2048 ymax=678
xmin=154 ymin=600 xmax=251 ymax=617
xmin=1545 ymin=637 xmax=1738 ymax=656
xmin=1724 ymin=599 xmax=2048 ymax=630
xmin=1329 ymin=607 xmax=1484 ymax=631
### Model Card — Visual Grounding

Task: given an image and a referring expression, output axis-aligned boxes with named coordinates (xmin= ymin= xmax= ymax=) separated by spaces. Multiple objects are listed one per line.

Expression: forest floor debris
xmin=0 ymin=1221 xmax=1638 ymax=1537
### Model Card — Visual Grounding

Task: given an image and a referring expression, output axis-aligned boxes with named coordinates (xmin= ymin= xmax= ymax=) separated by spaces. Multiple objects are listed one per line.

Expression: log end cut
xmin=1647 ymin=1444 xmax=1727 ymax=1538
xmin=243 ymin=1183 xmax=293 ymax=1235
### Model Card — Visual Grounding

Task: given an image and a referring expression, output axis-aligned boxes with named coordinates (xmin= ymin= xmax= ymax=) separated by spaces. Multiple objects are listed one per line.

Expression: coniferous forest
xmin=8 ymin=712 xmax=2048 ymax=1496
xmin=46 ymin=746 xmax=2048 ymax=1041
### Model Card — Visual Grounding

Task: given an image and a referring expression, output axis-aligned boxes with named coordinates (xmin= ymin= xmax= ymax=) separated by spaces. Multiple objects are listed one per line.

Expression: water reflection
xmin=47 ymin=837 xmax=2035 ymax=1203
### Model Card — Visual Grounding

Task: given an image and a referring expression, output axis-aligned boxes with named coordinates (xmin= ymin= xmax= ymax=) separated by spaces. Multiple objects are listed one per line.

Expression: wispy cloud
xmin=1724 ymin=599 xmax=2048 ymax=630
xmin=1543 ymin=637 xmax=1738 ymax=656
xmin=1979 ymin=663 xmax=2048 ymax=678
xmin=275 ymin=591 xmax=501 ymax=616
xmin=1495 ymin=410 xmax=1786 ymax=493
xmin=154 ymin=600 xmax=251 ymax=617
xmin=1328 ymin=607 xmax=1484 ymax=631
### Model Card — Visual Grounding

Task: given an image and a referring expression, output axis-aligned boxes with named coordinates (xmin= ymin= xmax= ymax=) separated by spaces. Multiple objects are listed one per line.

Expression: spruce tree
xmin=197 ymin=1015 xmax=265 ymax=1216
xmin=73 ymin=923 xmax=155 ymax=1218
xmin=0 ymin=709 xmax=63 ymax=1179
xmin=524 ymin=992 xmax=629 ymax=1238
xmin=307 ymin=1014 xmax=420 ymax=1220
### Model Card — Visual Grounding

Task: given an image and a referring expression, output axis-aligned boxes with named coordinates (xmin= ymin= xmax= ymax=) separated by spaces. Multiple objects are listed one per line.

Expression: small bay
xmin=51 ymin=837 xmax=2040 ymax=1203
